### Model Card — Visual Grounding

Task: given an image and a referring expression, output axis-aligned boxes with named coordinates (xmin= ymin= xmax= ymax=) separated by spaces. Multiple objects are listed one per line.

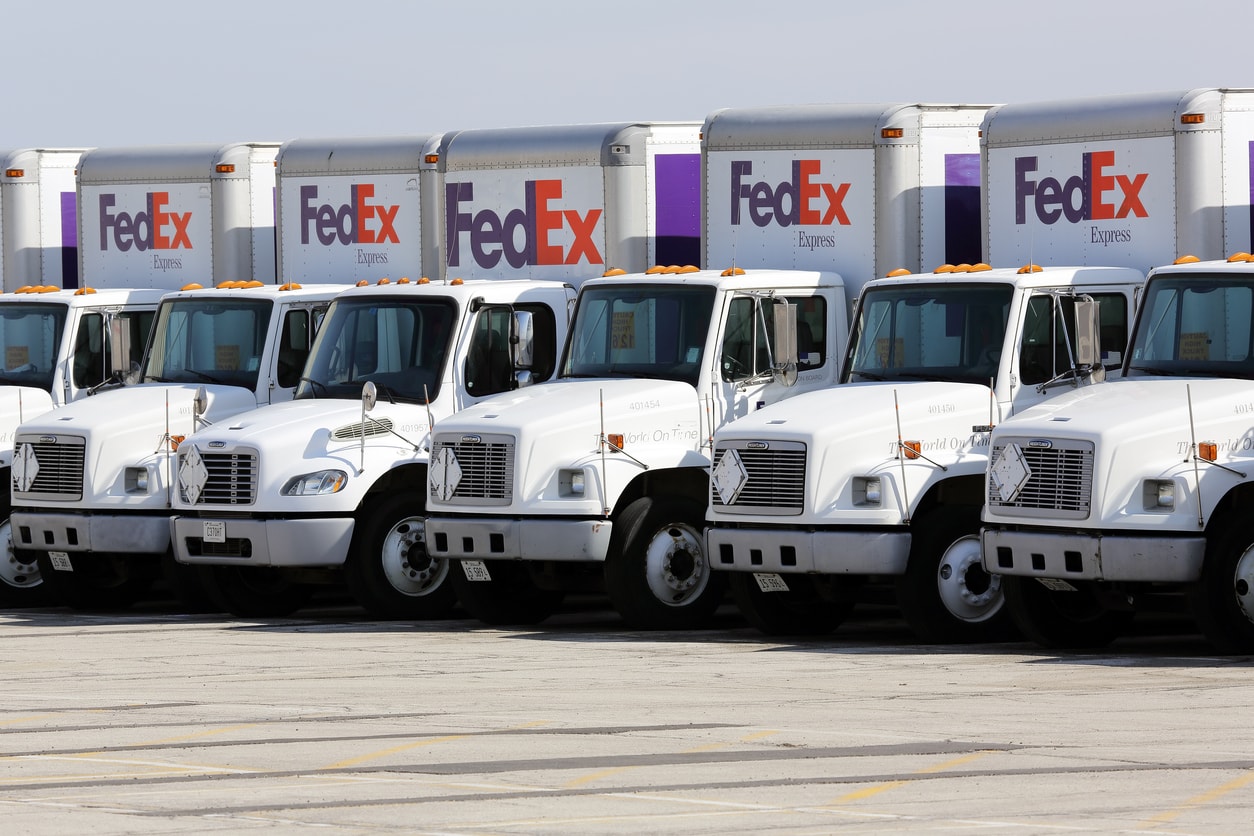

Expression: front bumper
xmin=706 ymin=526 xmax=911 ymax=575
xmin=11 ymin=511 xmax=171 ymax=555
xmin=170 ymin=516 xmax=356 ymax=567
xmin=980 ymin=527 xmax=1205 ymax=582
xmin=426 ymin=516 xmax=613 ymax=562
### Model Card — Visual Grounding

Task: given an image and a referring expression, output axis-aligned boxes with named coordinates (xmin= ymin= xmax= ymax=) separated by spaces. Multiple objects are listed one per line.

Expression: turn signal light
xmin=902 ymin=440 xmax=921 ymax=459
xmin=1198 ymin=441 xmax=1218 ymax=461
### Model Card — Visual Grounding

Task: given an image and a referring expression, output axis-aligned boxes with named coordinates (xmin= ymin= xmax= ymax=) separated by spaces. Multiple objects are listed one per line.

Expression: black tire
xmin=0 ymin=518 xmax=56 ymax=607
xmin=344 ymin=492 xmax=455 ymax=620
xmin=729 ymin=572 xmax=854 ymax=636
xmin=1189 ymin=517 xmax=1254 ymax=654
xmin=449 ymin=559 xmax=563 ymax=626
xmin=160 ymin=549 xmax=218 ymax=613
xmin=604 ymin=496 xmax=724 ymax=629
xmin=197 ymin=564 xmax=314 ymax=618
xmin=1002 ymin=575 xmax=1133 ymax=649
xmin=35 ymin=552 xmax=153 ymax=611
xmin=896 ymin=507 xmax=1014 ymax=643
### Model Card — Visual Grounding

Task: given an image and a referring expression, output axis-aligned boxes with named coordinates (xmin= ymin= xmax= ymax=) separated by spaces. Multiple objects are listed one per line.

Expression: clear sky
xmin=5 ymin=0 xmax=1251 ymax=149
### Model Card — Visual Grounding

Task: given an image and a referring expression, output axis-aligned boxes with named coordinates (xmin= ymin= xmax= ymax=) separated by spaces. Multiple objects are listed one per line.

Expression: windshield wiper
xmin=1126 ymin=365 xmax=1174 ymax=376
xmin=184 ymin=369 xmax=228 ymax=385
xmin=298 ymin=376 xmax=330 ymax=397
xmin=849 ymin=370 xmax=887 ymax=381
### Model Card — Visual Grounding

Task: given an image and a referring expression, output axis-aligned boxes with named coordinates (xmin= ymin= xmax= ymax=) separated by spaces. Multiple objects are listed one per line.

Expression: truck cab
xmin=982 ymin=255 xmax=1254 ymax=653
xmin=0 ymin=286 xmax=163 ymax=603
xmin=9 ymin=281 xmax=347 ymax=608
xmin=425 ymin=266 xmax=847 ymax=628
xmin=168 ymin=277 xmax=577 ymax=619
xmin=705 ymin=264 xmax=1141 ymax=641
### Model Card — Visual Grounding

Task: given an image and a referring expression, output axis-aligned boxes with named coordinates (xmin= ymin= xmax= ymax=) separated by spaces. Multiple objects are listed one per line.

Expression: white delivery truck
xmin=982 ymin=88 xmax=1254 ymax=271
xmin=0 ymin=285 xmax=163 ymax=604
xmin=707 ymin=263 xmax=1140 ymax=641
xmin=426 ymin=265 xmax=847 ymax=628
xmin=9 ymin=280 xmax=348 ymax=608
xmin=439 ymin=122 xmax=701 ymax=281
xmin=168 ymin=276 xmax=576 ymax=618
xmin=983 ymin=255 xmax=1254 ymax=653
xmin=423 ymin=103 xmax=990 ymax=629
xmin=78 ymin=142 xmax=280 ymax=288
xmin=706 ymin=89 xmax=1254 ymax=644
xmin=1 ymin=149 xmax=89 ymax=291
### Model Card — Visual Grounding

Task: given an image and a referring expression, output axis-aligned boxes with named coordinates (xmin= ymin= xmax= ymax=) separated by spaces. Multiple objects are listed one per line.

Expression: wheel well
xmin=1204 ymin=481 xmax=1254 ymax=537
xmin=609 ymin=466 xmax=709 ymax=519
xmin=913 ymin=474 xmax=984 ymax=519
xmin=357 ymin=463 xmax=428 ymax=514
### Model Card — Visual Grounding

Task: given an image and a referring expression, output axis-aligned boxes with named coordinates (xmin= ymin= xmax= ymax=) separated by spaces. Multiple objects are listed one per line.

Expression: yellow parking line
xmin=1142 ymin=769 xmax=1254 ymax=826
xmin=831 ymin=750 xmax=995 ymax=804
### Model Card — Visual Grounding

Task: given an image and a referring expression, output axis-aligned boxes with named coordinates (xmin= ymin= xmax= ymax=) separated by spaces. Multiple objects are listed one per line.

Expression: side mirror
xmin=107 ymin=316 xmax=131 ymax=378
xmin=512 ymin=310 xmax=534 ymax=370
xmin=1073 ymin=298 xmax=1105 ymax=383
xmin=361 ymin=380 xmax=378 ymax=413
xmin=193 ymin=385 xmax=209 ymax=419
xmin=771 ymin=301 xmax=799 ymax=387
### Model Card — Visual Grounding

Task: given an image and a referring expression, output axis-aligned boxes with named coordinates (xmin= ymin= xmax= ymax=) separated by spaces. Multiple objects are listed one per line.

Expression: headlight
xmin=125 ymin=466 xmax=150 ymax=493
xmin=282 ymin=470 xmax=347 ymax=496
xmin=855 ymin=476 xmax=882 ymax=505
xmin=559 ymin=468 xmax=586 ymax=497
xmin=1143 ymin=479 xmax=1175 ymax=510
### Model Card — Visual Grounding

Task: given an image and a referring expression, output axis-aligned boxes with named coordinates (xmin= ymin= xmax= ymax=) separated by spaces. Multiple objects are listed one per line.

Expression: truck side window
xmin=465 ymin=307 xmax=514 ymax=397
xmin=1019 ymin=294 xmax=1127 ymax=385
xmin=722 ymin=296 xmax=826 ymax=381
xmin=72 ymin=313 xmax=107 ymax=389
xmin=517 ymin=303 xmax=558 ymax=381
xmin=277 ymin=309 xmax=311 ymax=388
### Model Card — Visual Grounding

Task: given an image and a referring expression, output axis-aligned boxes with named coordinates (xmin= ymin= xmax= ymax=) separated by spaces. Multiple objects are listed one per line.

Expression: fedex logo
xmin=730 ymin=160 xmax=850 ymax=227
xmin=98 ymin=192 xmax=192 ymax=252
xmin=299 ymin=184 xmax=399 ymax=246
xmin=445 ymin=180 xmax=603 ymax=268
xmin=1015 ymin=152 xmax=1148 ymax=225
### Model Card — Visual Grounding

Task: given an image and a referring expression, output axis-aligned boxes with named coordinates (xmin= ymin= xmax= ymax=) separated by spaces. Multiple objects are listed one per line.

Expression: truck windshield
xmin=142 ymin=298 xmax=275 ymax=390
xmin=560 ymin=284 xmax=716 ymax=387
xmin=296 ymin=297 xmax=456 ymax=403
xmin=0 ymin=302 xmax=69 ymax=392
xmin=1127 ymin=273 xmax=1254 ymax=379
xmin=844 ymin=282 xmax=1014 ymax=384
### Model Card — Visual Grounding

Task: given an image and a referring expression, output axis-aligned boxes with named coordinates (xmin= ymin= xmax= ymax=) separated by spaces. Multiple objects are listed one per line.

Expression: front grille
xmin=185 ymin=536 xmax=253 ymax=558
xmin=432 ymin=435 xmax=514 ymax=504
xmin=13 ymin=436 xmax=86 ymax=500
xmin=182 ymin=449 xmax=259 ymax=505
xmin=711 ymin=440 xmax=806 ymax=515
xmin=988 ymin=438 xmax=1094 ymax=520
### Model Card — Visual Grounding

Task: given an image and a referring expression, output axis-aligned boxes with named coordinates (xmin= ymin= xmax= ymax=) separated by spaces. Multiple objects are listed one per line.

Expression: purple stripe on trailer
xmin=654 ymin=153 xmax=700 ymax=267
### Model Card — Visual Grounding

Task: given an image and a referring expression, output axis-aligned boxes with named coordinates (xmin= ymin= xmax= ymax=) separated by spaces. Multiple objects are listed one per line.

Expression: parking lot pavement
xmin=0 ymin=600 xmax=1251 ymax=835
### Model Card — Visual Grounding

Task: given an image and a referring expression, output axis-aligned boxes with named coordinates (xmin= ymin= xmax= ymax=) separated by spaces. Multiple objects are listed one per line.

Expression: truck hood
xmin=718 ymin=380 xmax=997 ymax=467
xmin=995 ymin=376 xmax=1247 ymax=447
xmin=16 ymin=384 xmax=260 ymax=442
xmin=187 ymin=398 xmax=433 ymax=458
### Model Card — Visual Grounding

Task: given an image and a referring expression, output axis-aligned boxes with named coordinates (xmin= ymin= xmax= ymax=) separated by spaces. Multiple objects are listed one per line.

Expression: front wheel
xmin=344 ymin=492 xmax=455 ymax=620
xmin=896 ymin=507 xmax=1013 ymax=643
xmin=35 ymin=552 xmax=153 ymax=611
xmin=449 ymin=559 xmax=564 ymax=626
xmin=1002 ymin=575 xmax=1133 ymax=649
xmin=197 ymin=565 xmax=314 ymax=618
xmin=604 ymin=496 xmax=724 ymax=629
xmin=0 ymin=519 xmax=55 ymax=607
xmin=1189 ymin=517 xmax=1254 ymax=654
xmin=729 ymin=572 xmax=854 ymax=636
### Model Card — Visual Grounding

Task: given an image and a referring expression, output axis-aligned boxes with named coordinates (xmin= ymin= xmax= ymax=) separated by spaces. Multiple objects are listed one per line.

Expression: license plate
xmin=753 ymin=572 xmax=789 ymax=593
xmin=461 ymin=560 xmax=492 ymax=582
xmin=203 ymin=521 xmax=226 ymax=544
xmin=48 ymin=551 xmax=73 ymax=572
